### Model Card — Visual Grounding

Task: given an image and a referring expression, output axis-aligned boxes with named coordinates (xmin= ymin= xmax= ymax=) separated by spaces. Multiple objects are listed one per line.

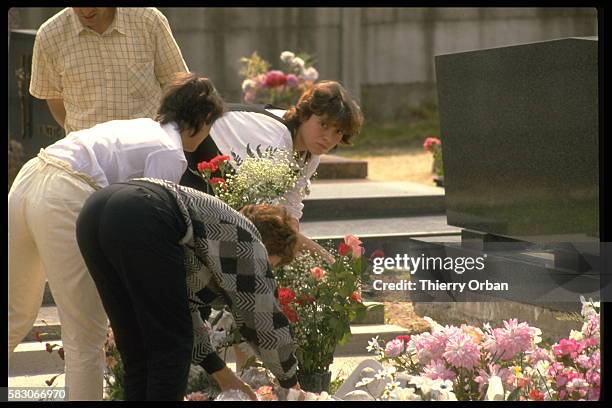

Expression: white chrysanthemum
xmin=280 ymin=51 xmax=295 ymax=63
xmin=292 ymin=57 xmax=305 ymax=68
xmin=301 ymin=66 xmax=318 ymax=81
xmin=241 ymin=78 xmax=257 ymax=91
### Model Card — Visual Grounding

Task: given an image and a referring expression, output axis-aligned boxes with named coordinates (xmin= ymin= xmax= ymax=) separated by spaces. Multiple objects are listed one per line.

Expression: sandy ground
xmin=345 ymin=149 xmax=435 ymax=334
xmin=341 ymin=148 xmax=436 ymax=185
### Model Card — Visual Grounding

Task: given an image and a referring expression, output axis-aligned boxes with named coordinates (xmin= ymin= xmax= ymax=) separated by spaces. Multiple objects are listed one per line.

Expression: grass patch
xmin=328 ymin=372 xmax=346 ymax=395
xmin=337 ymin=98 xmax=441 ymax=156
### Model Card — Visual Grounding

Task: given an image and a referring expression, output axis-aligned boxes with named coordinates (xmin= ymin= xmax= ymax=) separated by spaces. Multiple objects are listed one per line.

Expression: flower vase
xmin=297 ymin=370 xmax=332 ymax=394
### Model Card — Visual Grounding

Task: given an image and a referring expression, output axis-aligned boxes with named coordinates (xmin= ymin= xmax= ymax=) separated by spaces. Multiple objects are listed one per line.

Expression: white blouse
xmin=210 ymin=109 xmax=319 ymax=220
xmin=44 ymin=118 xmax=187 ymax=188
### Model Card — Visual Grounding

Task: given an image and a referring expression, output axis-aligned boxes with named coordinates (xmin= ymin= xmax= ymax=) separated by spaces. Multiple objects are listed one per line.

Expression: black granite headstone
xmin=435 ymin=38 xmax=598 ymax=252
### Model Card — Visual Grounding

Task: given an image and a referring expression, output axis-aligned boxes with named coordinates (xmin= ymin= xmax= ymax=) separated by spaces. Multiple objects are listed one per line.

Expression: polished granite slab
xmin=435 ymin=37 xmax=599 ymax=246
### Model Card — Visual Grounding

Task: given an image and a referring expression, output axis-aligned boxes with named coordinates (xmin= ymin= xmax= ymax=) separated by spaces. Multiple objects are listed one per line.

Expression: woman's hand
xmin=289 ymin=217 xmax=336 ymax=265
xmin=211 ymin=366 xmax=258 ymax=400
xmin=297 ymin=232 xmax=336 ymax=264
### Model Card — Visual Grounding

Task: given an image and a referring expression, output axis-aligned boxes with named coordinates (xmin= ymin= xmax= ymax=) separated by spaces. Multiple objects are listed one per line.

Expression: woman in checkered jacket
xmin=75 ymin=177 xmax=306 ymax=400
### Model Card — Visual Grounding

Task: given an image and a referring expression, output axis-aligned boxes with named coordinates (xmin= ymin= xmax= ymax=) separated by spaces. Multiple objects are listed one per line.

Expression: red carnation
xmin=263 ymin=70 xmax=288 ymax=88
xmin=395 ymin=335 xmax=411 ymax=344
xmin=282 ymin=305 xmax=299 ymax=323
xmin=528 ymin=389 xmax=544 ymax=401
xmin=58 ymin=347 xmax=65 ymax=360
xmin=35 ymin=331 xmax=44 ymax=342
xmin=210 ymin=155 xmax=231 ymax=167
xmin=350 ymin=291 xmax=362 ymax=303
xmin=209 ymin=177 xmax=226 ymax=185
xmin=278 ymin=287 xmax=296 ymax=306
xmin=197 ymin=161 xmax=217 ymax=173
xmin=338 ymin=242 xmax=351 ymax=256
xmin=45 ymin=343 xmax=56 ymax=353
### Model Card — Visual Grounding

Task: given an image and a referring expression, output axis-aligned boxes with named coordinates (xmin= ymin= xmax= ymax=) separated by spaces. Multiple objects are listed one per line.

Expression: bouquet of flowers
xmin=360 ymin=297 xmax=600 ymax=401
xmin=273 ymin=235 xmax=371 ymax=378
xmin=196 ymin=146 xmax=309 ymax=211
xmin=423 ymin=136 xmax=443 ymax=177
xmin=239 ymin=50 xmax=319 ymax=108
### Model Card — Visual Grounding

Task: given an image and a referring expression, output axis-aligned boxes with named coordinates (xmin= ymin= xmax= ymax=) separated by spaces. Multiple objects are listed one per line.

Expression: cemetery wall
xmin=10 ymin=7 xmax=597 ymax=121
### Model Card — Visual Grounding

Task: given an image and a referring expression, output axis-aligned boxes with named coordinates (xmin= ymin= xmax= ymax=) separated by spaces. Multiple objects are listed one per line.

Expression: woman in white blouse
xmin=8 ymin=73 xmax=224 ymax=400
xmin=181 ymin=80 xmax=364 ymax=263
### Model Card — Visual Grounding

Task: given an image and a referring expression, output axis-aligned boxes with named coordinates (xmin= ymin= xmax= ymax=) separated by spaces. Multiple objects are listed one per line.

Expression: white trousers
xmin=8 ymin=155 xmax=108 ymax=400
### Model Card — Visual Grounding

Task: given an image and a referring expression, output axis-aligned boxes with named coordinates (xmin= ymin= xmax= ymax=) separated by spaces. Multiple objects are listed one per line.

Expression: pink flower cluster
xmin=367 ymin=299 xmax=600 ymax=401
xmin=546 ymin=315 xmax=600 ymax=400
xmin=241 ymin=51 xmax=319 ymax=104
xmin=338 ymin=234 xmax=364 ymax=258
xmin=423 ymin=136 xmax=441 ymax=152
xmin=482 ymin=319 xmax=538 ymax=360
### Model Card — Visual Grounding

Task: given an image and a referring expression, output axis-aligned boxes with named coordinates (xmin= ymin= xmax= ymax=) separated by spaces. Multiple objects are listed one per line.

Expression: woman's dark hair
xmin=240 ymin=204 xmax=298 ymax=267
xmin=284 ymin=80 xmax=364 ymax=146
xmin=156 ymin=72 xmax=225 ymax=137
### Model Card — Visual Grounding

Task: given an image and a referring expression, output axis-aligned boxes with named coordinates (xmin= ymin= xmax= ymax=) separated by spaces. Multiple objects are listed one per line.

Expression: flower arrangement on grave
xmin=358 ymin=297 xmax=600 ymax=401
xmin=239 ymin=50 xmax=319 ymax=108
xmin=195 ymin=146 xmax=309 ymax=211
xmin=423 ymin=136 xmax=443 ymax=177
xmin=272 ymin=235 xmax=374 ymax=392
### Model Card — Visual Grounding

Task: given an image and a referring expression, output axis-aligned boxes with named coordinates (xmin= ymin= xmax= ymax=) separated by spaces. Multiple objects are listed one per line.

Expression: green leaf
xmin=507 ymin=387 xmax=521 ymax=401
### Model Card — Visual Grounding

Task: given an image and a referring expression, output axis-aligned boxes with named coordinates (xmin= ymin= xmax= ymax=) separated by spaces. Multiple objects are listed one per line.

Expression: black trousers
xmin=76 ymin=180 xmax=192 ymax=401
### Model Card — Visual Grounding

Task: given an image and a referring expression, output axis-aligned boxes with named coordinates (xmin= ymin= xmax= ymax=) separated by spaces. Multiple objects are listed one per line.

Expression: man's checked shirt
xmin=138 ymin=178 xmax=299 ymax=388
xmin=30 ymin=7 xmax=188 ymax=134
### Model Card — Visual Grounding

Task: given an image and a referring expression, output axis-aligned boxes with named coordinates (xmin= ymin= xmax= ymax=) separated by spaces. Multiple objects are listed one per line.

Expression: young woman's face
xmin=295 ymin=114 xmax=344 ymax=155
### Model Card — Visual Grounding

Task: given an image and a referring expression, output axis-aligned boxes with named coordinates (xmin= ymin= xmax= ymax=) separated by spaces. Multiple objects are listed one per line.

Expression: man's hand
xmin=211 ymin=366 xmax=257 ymax=400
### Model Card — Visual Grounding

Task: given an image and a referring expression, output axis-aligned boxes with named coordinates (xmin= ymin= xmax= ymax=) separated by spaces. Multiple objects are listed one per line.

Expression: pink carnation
xmin=589 ymin=350 xmax=600 ymax=368
xmin=423 ymin=359 xmax=456 ymax=381
xmin=286 ymin=74 xmax=299 ymax=88
xmin=423 ymin=137 xmax=441 ymax=152
xmin=443 ymin=332 xmax=481 ymax=370
xmin=552 ymin=339 xmax=582 ymax=359
xmin=343 ymin=234 xmax=364 ymax=259
xmin=576 ymin=354 xmax=592 ymax=370
xmin=384 ymin=339 xmax=404 ymax=357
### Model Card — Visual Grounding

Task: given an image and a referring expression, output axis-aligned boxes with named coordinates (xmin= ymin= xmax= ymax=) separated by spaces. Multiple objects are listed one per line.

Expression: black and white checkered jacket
xmin=137 ymin=178 xmax=298 ymax=387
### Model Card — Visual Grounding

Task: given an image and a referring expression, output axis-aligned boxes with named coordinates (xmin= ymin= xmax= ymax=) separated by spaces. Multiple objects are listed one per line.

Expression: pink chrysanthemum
xmin=443 ymin=332 xmax=481 ymax=370
xmin=423 ymin=359 xmax=456 ymax=381
xmin=483 ymin=319 xmax=537 ymax=360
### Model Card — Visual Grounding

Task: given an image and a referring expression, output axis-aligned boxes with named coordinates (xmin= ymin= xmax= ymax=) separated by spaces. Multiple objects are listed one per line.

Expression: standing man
xmin=29 ymin=7 xmax=188 ymax=133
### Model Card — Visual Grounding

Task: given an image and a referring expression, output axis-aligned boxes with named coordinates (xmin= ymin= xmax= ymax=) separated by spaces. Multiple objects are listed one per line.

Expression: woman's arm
xmin=289 ymin=217 xmax=335 ymax=264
